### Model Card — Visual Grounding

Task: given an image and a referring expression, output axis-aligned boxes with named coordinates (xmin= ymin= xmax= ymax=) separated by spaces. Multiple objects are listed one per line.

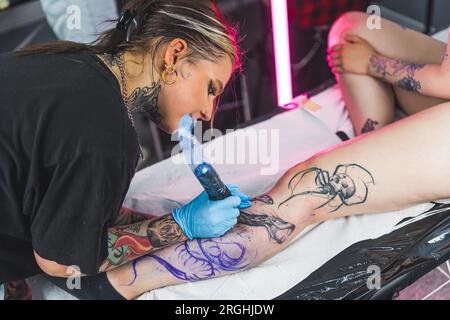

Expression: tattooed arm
xmin=369 ymin=30 xmax=450 ymax=98
xmin=100 ymin=214 xmax=188 ymax=272
xmin=368 ymin=53 xmax=450 ymax=98
xmin=330 ymin=33 xmax=450 ymax=99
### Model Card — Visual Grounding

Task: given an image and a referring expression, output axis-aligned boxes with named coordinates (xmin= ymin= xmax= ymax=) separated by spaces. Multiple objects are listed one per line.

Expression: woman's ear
xmin=164 ymin=38 xmax=188 ymax=66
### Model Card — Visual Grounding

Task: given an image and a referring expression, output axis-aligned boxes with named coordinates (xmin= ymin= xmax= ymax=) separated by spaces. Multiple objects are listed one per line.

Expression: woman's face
xmin=156 ymin=55 xmax=233 ymax=134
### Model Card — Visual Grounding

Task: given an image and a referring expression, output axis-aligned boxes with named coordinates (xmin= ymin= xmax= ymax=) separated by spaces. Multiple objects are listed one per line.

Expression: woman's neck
xmin=98 ymin=51 xmax=164 ymax=124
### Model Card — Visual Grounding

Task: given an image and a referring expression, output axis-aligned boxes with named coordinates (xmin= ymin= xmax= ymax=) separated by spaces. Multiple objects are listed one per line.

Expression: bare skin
xmin=107 ymin=102 xmax=450 ymax=299
xmin=327 ymin=12 xmax=449 ymax=135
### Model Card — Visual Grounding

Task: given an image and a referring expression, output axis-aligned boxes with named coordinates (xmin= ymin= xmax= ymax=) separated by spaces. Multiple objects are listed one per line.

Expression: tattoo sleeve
xmin=101 ymin=214 xmax=187 ymax=272
xmin=369 ymin=54 xmax=424 ymax=92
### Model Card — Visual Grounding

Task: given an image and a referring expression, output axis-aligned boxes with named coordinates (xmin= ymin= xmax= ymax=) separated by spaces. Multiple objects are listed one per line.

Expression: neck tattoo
xmin=101 ymin=53 xmax=164 ymax=125
xmin=100 ymin=53 xmax=143 ymax=159
xmin=128 ymin=82 xmax=163 ymax=124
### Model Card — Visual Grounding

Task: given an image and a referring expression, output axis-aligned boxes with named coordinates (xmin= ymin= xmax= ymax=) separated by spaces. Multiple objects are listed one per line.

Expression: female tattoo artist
xmin=327 ymin=12 xmax=450 ymax=135
xmin=0 ymin=0 xmax=250 ymax=299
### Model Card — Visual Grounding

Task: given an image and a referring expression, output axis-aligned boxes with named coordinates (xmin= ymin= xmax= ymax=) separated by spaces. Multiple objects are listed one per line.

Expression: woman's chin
xmin=157 ymin=122 xmax=176 ymax=134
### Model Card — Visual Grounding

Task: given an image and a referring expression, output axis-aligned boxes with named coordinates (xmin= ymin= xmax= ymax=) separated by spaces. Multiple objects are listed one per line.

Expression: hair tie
xmin=116 ymin=9 xmax=138 ymax=42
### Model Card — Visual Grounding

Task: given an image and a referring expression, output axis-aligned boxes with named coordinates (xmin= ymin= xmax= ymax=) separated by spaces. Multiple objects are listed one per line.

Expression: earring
xmin=161 ymin=63 xmax=178 ymax=85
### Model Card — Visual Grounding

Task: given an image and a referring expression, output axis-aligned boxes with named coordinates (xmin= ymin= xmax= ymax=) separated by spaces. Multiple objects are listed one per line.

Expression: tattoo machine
xmin=178 ymin=115 xmax=232 ymax=201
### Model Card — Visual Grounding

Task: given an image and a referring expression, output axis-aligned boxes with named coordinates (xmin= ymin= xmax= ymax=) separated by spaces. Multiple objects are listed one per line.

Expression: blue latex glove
xmin=227 ymin=184 xmax=252 ymax=209
xmin=172 ymin=184 xmax=252 ymax=240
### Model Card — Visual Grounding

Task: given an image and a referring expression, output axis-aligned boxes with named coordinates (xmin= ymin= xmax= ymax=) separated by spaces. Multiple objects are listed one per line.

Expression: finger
xmin=333 ymin=66 xmax=344 ymax=74
xmin=327 ymin=52 xmax=342 ymax=62
xmin=226 ymin=184 xmax=239 ymax=191
xmin=328 ymin=57 xmax=342 ymax=67
xmin=197 ymin=190 xmax=210 ymax=201
xmin=232 ymin=192 xmax=251 ymax=202
xmin=329 ymin=53 xmax=342 ymax=59
xmin=328 ymin=45 xmax=343 ymax=53
xmin=238 ymin=200 xmax=252 ymax=209
xmin=230 ymin=208 xmax=240 ymax=218
xmin=328 ymin=55 xmax=343 ymax=66
xmin=228 ymin=187 xmax=249 ymax=197
xmin=227 ymin=185 xmax=251 ymax=201
xmin=330 ymin=60 xmax=343 ymax=67
xmin=221 ymin=208 xmax=240 ymax=220
xmin=228 ymin=218 xmax=238 ymax=227
xmin=227 ymin=185 xmax=251 ymax=199
xmin=344 ymin=34 xmax=362 ymax=43
xmin=214 ymin=196 xmax=241 ymax=209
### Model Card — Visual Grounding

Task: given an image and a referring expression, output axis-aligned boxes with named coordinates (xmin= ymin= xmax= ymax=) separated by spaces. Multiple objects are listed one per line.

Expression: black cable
xmin=425 ymin=0 xmax=435 ymax=34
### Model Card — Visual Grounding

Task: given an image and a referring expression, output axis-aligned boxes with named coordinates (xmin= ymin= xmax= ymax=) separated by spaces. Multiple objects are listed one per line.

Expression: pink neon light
xmin=271 ymin=0 xmax=293 ymax=107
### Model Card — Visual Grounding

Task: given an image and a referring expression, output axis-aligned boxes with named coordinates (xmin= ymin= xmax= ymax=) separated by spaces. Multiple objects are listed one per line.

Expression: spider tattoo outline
xmin=278 ymin=164 xmax=375 ymax=213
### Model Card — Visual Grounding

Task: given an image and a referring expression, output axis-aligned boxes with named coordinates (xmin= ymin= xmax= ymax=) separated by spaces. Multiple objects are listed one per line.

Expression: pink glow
xmin=271 ymin=0 xmax=293 ymax=107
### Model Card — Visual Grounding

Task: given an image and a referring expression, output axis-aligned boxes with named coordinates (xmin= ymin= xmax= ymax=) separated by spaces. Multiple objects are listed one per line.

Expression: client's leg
xmin=108 ymin=103 xmax=450 ymax=299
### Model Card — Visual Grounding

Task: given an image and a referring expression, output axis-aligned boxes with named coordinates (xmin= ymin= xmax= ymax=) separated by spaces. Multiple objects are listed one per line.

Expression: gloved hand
xmin=172 ymin=184 xmax=252 ymax=240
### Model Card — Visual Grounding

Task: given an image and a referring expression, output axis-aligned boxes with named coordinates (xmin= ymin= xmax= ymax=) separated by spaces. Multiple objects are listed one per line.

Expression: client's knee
xmin=328 ymin=11 xmax=369 ymax=47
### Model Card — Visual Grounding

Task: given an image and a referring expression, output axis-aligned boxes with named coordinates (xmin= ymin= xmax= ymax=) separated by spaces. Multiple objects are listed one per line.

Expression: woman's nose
xmin=199 ymin=108 xmax=212 ymax=122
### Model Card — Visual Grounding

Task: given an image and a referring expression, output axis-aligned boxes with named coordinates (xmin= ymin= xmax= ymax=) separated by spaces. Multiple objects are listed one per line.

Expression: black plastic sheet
xmin=275 ymin=203 xmax=450 ymax=300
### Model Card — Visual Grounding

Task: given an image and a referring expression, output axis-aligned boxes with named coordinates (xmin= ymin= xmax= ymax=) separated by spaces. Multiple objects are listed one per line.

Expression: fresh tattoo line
xmin=279 ymin=164 xmax=375 ymax=213
xmin=126 ymin=200 xmax=297 ymax=284
xmin=102 ymin=215 xmax=187 ymax=271
xmin=361 ymin=118 xmax=379 ymax=134
xmin=129 ymin=238 xmax=249 ymax=284
xmin=369 ymin=54 xmax=425 ymax=92
xmin=237 ymin=211 xmax=294 ymax=244
xmin=252 ymin=194 xmax=274 ymax=205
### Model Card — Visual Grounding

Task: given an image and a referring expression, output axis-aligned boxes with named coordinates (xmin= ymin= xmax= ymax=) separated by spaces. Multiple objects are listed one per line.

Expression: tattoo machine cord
xmin=178 ymin=115 xmax=232 ymax=201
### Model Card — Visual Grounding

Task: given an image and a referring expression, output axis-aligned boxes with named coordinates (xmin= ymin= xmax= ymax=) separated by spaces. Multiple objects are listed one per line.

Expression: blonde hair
xmin=157 ymin=3 xmax=240 ymax=71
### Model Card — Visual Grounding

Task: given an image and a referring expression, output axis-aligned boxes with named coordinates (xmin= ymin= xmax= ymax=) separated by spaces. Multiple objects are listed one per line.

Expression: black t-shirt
xmin=0 ymin=51 xmax=140 ymax=283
